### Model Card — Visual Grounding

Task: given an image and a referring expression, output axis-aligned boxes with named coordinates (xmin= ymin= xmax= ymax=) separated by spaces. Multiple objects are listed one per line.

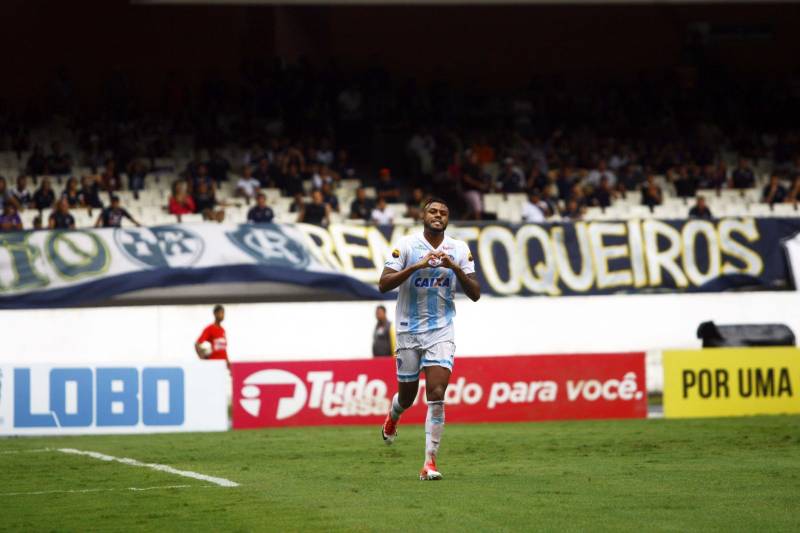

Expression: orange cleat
xmin=381 ymin=414 xmax=398 ymax=445
xmin=419 ymin=459 xmax=443 ymax=481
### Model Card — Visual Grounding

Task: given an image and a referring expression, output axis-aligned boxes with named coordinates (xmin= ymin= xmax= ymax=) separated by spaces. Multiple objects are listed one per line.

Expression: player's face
xmin=215 ymin=309 xmax=225 ymax=323
xmin=423 ymin=202 xmax=449 ymax=233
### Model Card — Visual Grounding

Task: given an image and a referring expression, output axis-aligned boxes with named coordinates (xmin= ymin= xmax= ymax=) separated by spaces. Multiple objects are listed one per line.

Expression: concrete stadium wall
xmin=2 ymin=291 xmax=798 ymax=368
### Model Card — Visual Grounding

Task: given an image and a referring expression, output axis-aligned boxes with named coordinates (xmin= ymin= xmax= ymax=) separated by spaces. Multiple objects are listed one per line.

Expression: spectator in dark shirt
xmin=191 ymin=163 xmax=215 ymax=193
xmin=289 ymin=192 xmax=305 ymax=214
xmin=0 ymin=177 xmax=17 ymax=212
xmin=555 ymin=165 xmax=576 ymax=202
xmin=671 ymin=166 xmax=699 ymax=198
xmin=193 ymin=180 xmax=224 ymax=222
xmin=49 ymin=198 xmax=76 ymax=229
xmin=590 ymin=176 xmax=615 ymax=208
xmin=320 ymin=182 xmax=339 ymax=213
xmin=26 ymin=145 xmax=47 ymax=176
xmin=47 ymin=141 xmax=72 ymax=175
xmin=127 ymin=159 xmax=148 ymax=198
xmin=376 ymin=168 xmax=400 ymax=202
xmin=79 ymin=175 xmax=104 ymax=209
xmin=100 ymin=159 xmax=122 ymax=192
xmin=253 ymin=158 xmax=273 ymax=189
xmin=33 ymin=178 xmax=56 ymax=211
xmin=406 ymin=187 xmax=427 ymax=220
xmin=730 ymin=158 xmax=755 ymax=189
xmin=617 ymin=164 xmax=643 ymax=194
xmin=561 ymin=198 xmax=583 ymax=220
xmin=372 ymin=305 xmax=394 ymax=357
xmin=207 ymin=151 xmax=231 ymax=184
xmin=688 ymin=196 xmax=713 ymax=219
xmin=299 ymin=189 xmax=330 ymax=226
xmin=762 ymin=174 xmax=787 ymax=205
xmin=62 ymin=177 xmax=83 ymax=208
xmin=0 ymin=203 xmax=22 ymax=232
xmin=281 ymin=163 xmax=304 ymax=196
xmin=349 ymin=187 xmax=374 ymax=221
xmin=641 ymin=175 xmax=663 ymax=209
xmin=247 ymin=192 xmax=275 ymax=224
xmin=10 ymin=176 xmax=32 ymax=209
xmin=495 ymin=158 xmax=526 ymax=193
xmin=95 ymin=196 xmax=140 ymax=228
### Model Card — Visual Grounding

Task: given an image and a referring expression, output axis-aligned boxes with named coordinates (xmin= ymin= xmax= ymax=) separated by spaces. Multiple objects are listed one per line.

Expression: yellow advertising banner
xmin=663 ymin=348 xmax=800 ymax=418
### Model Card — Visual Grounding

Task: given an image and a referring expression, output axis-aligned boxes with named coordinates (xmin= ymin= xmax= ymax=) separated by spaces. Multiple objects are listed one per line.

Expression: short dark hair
xmin=424 ymin=197 xmax=448 ymax=210
xmin=376 ymin=305 xmax=386 ymax=312
xmin=110 ymin=195 xmax=120 ymax=203
xmin=213 ymin=304 xmax=224 ymax=314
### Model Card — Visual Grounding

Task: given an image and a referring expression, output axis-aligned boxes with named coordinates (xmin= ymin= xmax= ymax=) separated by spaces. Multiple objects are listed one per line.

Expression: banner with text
xmin=231 ymin=353 xmax=647 ymax=428
xmin=1 ymin=218 xmax=798 ymax=307
xmin=0 ymin=361 xmax=229 ymax=435
xmin=663 ymin=348 xmax=800 ymax=418
xmin=321 ymin=218 xmax=799 ymax=296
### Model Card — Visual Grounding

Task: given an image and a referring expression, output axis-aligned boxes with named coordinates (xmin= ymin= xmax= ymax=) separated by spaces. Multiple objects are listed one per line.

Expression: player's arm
xmin=438 ymin=252 xmax=481 ymax=301
xmin=378 ymin=251 xmax=437 ymax=293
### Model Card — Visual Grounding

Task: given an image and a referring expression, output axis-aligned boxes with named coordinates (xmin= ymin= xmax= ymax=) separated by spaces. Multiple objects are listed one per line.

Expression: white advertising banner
xmin=0 ymin=361 xmax=229 ymax=436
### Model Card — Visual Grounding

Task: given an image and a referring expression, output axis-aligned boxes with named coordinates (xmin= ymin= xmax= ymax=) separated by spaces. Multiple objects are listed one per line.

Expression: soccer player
xmin=379 ymin=197 xmax=480 ymax=480
xmin=195 ymin=304 xmax=229 ymax=365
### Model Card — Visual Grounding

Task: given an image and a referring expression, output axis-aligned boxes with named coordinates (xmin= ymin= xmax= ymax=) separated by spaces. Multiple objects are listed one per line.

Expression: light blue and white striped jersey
xmin=385 ymin=232 xmax=475 ymax=335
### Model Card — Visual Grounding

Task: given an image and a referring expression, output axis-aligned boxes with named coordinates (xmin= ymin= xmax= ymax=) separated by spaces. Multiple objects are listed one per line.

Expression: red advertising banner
xmin=231 ymin=353 xmax=647 ymax=429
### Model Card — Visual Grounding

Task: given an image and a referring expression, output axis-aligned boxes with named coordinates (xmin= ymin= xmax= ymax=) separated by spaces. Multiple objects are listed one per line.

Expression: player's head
xmin=213 ymin=304 xmax=225 ymax=323
xmin=110 ymin=195 xmax=120 ymax=207
xmin=375 ymin=305 xmax=386 ymax=321
xmin=422 ymin=197 xmax=449 ymax=234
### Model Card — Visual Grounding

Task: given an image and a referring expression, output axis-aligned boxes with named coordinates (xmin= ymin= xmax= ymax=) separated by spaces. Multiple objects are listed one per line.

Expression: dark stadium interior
xmin=2 ymin=0 xmax=800 ymax=227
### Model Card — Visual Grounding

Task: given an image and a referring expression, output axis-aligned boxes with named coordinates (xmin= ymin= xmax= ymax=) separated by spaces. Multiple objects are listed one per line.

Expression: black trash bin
xmin=697 ymin=321 xmax=796 ymax=348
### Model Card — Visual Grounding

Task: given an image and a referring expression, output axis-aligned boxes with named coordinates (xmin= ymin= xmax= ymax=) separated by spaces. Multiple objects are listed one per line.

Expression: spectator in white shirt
xmin=585 ymin=159 xmax=617 ymax=188
xmin=235 ymin=166 xmax=261 ymax=204
xmin=371 ymin=197 xmax=394 ymax=225
xmin=521 ymin=190 xmax=548 ymax=223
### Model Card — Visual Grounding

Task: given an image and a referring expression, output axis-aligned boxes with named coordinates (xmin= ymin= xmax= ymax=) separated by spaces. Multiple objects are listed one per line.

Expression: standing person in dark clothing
xmin=372 ymin=305 xmax=395 ymax=357
xmin=95 ymin=196 xmax=141 ymax=228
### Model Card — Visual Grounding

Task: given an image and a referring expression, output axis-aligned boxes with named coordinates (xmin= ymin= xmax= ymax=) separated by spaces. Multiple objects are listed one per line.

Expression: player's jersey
xmin=197 ymin=324 xmax=228 ymax=360
xmin=385 ymin=232 xmax=475 ymax=335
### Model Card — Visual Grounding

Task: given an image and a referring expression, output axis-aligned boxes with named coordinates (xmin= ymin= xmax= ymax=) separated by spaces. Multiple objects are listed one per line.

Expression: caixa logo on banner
xmin=14 ymin=367 xmax=184 ymax=428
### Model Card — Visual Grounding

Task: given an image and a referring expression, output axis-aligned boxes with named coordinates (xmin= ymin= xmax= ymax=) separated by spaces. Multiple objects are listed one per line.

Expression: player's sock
xmin=424 ymin=400 xmax=445 ymax=463
xmin=390 ymin=393 xmax=405 ymax=422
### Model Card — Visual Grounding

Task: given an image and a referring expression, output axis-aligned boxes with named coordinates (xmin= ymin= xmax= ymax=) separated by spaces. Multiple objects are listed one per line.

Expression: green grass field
xmin=2 ymin=416 xmax=799 ymax=532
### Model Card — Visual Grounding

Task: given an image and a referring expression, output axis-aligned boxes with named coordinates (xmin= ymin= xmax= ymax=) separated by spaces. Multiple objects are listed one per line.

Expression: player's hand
xmin=413 ymin=252 xmax=439 ymax=270
xmin=435 ymin=251 xmax=457 ymax=270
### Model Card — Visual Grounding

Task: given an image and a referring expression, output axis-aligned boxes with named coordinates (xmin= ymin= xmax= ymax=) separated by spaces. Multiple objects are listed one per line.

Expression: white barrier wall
xmin=1 ymin=291 xmax=798 ymax=365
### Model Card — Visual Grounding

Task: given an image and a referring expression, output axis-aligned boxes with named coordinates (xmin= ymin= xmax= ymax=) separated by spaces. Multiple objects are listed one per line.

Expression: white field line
xmin=1 ymin=484 xmax=191 ymax=496
xmin=57 ymin=448 xmax=240 ymax=488
xmin=0 ymin=448 xmax=54 ymax=455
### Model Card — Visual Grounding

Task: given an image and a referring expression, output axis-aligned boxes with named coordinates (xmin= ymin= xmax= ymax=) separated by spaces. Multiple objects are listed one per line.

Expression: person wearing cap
xmin=195 ymin=304 xmax=229 ymax=365
xmin=95 ymin=195 xmax=141 ymax=228
xmin=376 ymin=168 xmax=401 ymax=202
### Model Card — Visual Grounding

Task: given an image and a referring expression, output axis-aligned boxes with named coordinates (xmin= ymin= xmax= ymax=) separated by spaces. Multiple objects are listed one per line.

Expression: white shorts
xmin=396 ymin=331 xmax=456 ymax=383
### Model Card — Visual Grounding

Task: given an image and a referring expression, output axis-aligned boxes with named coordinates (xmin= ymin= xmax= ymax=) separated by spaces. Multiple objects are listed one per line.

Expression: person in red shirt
xmin=195 ymin=304 xmax=228 ymax=364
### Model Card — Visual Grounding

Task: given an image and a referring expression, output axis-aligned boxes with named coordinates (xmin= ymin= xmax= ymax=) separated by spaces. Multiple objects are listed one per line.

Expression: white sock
xmin=425 ymin=400 xmax=445 ymax=463
xmin=390 ymin=393 xmax=405 ymax=422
